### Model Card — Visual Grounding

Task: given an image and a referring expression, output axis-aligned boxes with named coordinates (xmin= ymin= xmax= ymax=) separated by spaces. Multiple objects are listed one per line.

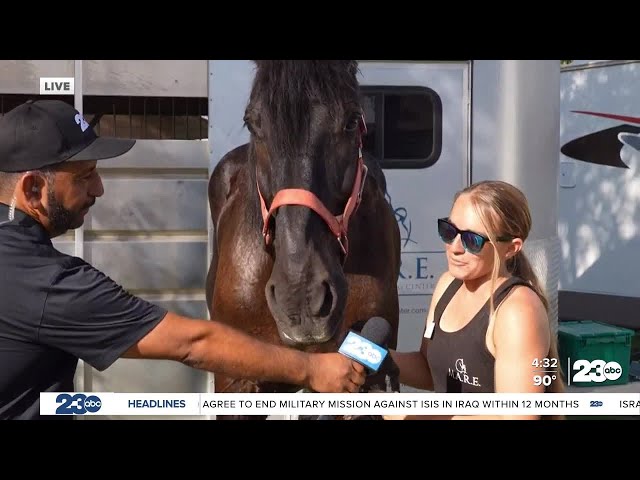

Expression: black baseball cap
xmin=0 ymin=99 xmax=135 ymax=173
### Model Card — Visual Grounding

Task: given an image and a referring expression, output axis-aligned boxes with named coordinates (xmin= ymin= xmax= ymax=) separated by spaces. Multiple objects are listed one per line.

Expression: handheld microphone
xmin=297 ymin=317 xmax=394 ymax=420
xmin=338 ymin=316 xmax=393 ymax=373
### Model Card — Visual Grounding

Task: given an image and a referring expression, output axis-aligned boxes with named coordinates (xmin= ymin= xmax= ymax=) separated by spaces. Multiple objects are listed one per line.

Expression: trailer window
xmin=0 ymin=94 xmax=208 ymax=140
xmin=360 ymin=86 xmax=442 ymax=169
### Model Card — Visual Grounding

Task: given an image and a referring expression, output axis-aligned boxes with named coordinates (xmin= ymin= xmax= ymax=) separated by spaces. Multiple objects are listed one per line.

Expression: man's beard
xmin=47 ymin=189 xmax=88 ymax=235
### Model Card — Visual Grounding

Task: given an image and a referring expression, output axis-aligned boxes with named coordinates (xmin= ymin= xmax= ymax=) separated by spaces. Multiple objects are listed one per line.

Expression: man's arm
xmin=40 ymin=259 xmax=365 ymax=393
xmin=123 ymin=311 xmax=365 ymax=393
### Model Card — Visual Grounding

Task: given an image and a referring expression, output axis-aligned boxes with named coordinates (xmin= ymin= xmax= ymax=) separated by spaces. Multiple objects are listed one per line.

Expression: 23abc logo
xmin=571 ymin=359 xmax=623 ymax=383
xmin=55 ymin=393 xmax=102 ymax=415
xmin=342 ymin=337 xmax=382 ymax=364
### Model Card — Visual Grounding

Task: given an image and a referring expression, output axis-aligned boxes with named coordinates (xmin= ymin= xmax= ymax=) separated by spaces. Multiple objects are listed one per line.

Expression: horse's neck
xmin=244 ymin=146 xmax=268 ymax=232
xmin=362 ymin=152 xmax=387 ymax=196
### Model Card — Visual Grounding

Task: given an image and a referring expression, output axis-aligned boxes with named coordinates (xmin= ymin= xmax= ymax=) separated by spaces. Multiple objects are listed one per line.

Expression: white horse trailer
xmin=209 ymin=60 xmax=562 ymax=361
xmin=0 ymin=60 xmax=212 ymax=419
xmin=557 ymin=60 xmax=640 ymax=332
xmin=0 ymin=60 xmax=565 ymax=417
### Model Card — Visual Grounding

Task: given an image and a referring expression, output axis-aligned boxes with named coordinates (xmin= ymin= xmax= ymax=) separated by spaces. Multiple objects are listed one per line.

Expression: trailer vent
xmin=0 ymin=94 xmax=208 ymax=140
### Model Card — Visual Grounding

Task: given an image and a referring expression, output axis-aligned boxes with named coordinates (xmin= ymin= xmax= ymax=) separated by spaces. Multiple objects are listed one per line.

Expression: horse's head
xmin=245 ymin=60 xmax=368 ymax=347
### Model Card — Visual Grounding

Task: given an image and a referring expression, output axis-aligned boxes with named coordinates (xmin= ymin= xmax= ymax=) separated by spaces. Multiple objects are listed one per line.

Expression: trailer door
xmin=358 ymin=61 xmax=471 ymax=354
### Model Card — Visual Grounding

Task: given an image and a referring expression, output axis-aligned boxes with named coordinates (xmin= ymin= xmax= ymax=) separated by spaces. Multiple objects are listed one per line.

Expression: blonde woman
xmin=386 ymin=180 xmax=564 ymax=420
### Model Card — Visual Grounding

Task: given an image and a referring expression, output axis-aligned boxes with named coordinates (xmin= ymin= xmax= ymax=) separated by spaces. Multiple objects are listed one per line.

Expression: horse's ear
xmin=344 ymin=60 xmax=359 ymax=76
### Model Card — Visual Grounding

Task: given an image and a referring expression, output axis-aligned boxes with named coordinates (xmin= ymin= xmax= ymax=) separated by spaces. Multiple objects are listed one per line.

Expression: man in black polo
xmin=0 ymin=99 xmax=365 ymax=419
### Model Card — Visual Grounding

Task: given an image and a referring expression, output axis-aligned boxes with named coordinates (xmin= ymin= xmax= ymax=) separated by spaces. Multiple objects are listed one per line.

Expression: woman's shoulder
xmin=492 ymin=278 xmax=551 ymax=357
xmin=430 ymin=271 xmax=460 ymax=303
xmin=434 ymin=270 xmax=457 ymax=292
xmin=500 ymin=278 xmax=544 ymax=309
xmin=495 ymin=279 xmax=549 ymax=330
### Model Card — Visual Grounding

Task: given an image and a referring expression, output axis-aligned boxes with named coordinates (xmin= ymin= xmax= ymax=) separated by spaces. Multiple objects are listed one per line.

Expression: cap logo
xmin=75 ymin=113 xmax=90 ymax=132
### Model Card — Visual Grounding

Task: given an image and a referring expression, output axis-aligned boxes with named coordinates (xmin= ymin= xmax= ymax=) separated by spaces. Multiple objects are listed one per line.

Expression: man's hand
xmin=307 ymin=352 xmax=366 ymax=392
xmin=383 ymin=414 xmax=407 ymax=420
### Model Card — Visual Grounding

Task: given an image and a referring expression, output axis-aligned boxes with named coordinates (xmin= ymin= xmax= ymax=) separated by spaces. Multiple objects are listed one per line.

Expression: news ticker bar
xmin=41 ymin=392 xmax=640 ymax=416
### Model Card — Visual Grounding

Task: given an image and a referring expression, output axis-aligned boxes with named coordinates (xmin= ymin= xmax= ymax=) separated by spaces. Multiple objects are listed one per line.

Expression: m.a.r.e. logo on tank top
xmin=448 ymin=358 xmax=481 ymax=387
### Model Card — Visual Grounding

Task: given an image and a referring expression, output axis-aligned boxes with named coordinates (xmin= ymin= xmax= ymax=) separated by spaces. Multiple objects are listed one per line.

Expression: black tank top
xmin=426 ymin=276 xmax=534 ymax=393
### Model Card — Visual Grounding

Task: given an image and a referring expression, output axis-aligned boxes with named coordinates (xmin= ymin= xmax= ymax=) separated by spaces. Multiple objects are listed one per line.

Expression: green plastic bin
xmin=558 ymin=320 xmax=635 ymax=387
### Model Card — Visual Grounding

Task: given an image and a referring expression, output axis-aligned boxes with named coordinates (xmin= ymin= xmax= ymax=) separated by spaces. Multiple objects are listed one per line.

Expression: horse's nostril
xmin=310 ymin=280 xmax=333 ymax=319
xmin=321 ymin=281 xmax=334 ymax=317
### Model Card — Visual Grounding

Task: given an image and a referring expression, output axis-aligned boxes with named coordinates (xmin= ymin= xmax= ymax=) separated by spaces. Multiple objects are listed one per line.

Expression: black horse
xmin=205 ymin=61 xmax=401 ymax=419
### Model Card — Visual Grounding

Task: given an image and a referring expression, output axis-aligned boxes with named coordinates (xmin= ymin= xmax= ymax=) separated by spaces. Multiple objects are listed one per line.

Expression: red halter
xmin=257 ymin=115 xmax=368 ymax=260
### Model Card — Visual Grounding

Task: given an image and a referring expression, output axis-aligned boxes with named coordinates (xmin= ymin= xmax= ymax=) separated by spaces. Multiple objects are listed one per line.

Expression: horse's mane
xmin=248 ymin=60 xmax=360 ymax=158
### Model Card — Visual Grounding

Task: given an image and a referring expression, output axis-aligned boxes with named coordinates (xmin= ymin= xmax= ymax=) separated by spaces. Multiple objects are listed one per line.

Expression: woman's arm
xmin=388 ymin=272 xmax=454 ymax=391
xmin=384 ymin=273 xmax=458 ymax=419
xmin=390 ymin=285 xmax=552 ymax=421
xmin=451 ymin=286 xmax=551 ymax=420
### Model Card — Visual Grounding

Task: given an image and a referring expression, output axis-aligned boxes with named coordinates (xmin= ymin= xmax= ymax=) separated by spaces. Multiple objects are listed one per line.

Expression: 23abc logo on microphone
xmin=338 ymin=331 xmax=388 ymax=371
xmin=570 ymin=359 xmax=623 ymax=383
xmin=55 ymin=393 xmax=102 ymax=415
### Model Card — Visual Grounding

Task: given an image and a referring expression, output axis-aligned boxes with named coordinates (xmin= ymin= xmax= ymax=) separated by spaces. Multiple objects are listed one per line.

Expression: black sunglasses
xmin=437 ymin=218 xmax=513 ymax=254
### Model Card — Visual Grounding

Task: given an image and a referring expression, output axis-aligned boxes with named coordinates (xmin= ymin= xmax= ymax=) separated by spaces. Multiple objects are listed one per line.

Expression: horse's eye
xmin=243 ymin=115 xmax=254 ymax=133
xmin=244 ymin=111 xmax=262 ymax=137
xmin=344 ymin=113 xmax=361 ymax=132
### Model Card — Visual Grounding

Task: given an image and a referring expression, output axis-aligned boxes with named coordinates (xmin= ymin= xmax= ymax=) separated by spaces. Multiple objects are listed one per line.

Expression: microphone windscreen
xmin=359 ymin=316 xmax=392 ymax=348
